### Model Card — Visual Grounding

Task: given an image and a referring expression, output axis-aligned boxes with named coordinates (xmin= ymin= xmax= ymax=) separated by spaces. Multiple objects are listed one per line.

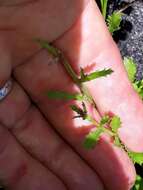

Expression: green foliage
xmin=133 ymin=80 xmax=143 ymax=99
xmin=107 ymin=11 xmax=123 ymax=34
xmin=123 ymin=57 xmax=143 ymax=99
xmin=40 ymin=41 xmax=143 ymax=189
xmin=132 ymin=175 xmax=143 ymax=190
xmin=100 ymin=115 xmax=110 ymax=125
xmin=128 ymin=152 xmax=143 ymax=166
xmin=124 ymin=57 xmax=137 ymax=82
xmin=110 ymin=116 xmax=121 ymax=133
xmin=99 ymin=0 xmax=123 ymax=34
xmin=100 ymin=0 xmax=108 ymax=19
xmin=84 ymin=128 xmax=104 ymax=149
xmin=47 ymin=91 xmax=84 ymax=101
xmin=84 ymin=114 xmax=122 ymax=149
xmin=70 ymin=103 xmax=88 ymax=120
xmin=79 ymin=68 xmax=113 ymax=83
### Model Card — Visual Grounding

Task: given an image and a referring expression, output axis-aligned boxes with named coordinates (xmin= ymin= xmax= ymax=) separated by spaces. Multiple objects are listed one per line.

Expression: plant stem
xmin=60 ymin=54 xmax=80 ymax=84
xmin=80 ymin=84 xmax=97 ymax=107
xmin=102 ymin=127 xmax=114 ymax=137
xmin=86 ymin=115 xmax=99 ymax=126
xmin=59 ymin=51 xmax=97 ymax=108
xmin=100 ymin=0 xmax=108 ymax=19
xmin=86 ymin=115 xmax=114 ymax=137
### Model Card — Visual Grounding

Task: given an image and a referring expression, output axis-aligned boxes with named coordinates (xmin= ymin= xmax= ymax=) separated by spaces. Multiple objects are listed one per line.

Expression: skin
xmin=0 ymin=0 xmax=142 ymax=189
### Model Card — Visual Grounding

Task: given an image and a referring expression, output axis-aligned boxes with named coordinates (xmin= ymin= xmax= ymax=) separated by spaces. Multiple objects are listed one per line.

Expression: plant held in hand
xmin=37 ymin=40 xmax=143 ymax=188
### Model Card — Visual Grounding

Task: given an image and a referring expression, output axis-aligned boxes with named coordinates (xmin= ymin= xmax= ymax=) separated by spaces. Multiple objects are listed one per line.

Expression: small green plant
xmin=124 ymin=57 xmax=143 ymax=100
xmin=107 ymin=11 xmax=123 ymax=34
xmin=99 ymin=0 xmax=123 ymax=34
xmin=124 ymin=57 xmax=137 ymax=82
xmin=37 ymin=40 xmax=122 ymax=149
xmin=37 ymin=40 xmax=143 ymax=169
xmin=132 ymin=175 xmax=143 ymax=190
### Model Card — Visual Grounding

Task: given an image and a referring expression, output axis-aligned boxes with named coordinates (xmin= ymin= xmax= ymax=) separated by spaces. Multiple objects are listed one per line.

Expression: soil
xmin=109 ymin=0 xmax=143 ymax=80
xmin=97 ymin=0 xmax=143 ymax=80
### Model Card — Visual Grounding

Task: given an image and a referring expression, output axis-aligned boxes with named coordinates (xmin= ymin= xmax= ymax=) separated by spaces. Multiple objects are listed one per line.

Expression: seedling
xmin=36 ymin=40 xmax=143 ymax=172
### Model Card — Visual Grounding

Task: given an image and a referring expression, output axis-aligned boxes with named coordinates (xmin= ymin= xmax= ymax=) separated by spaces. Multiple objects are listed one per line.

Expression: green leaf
xmin=128 ymin=152 xmax=143 ymax=165
xmin=79 ymin=69 xmax=113 ymax=83
xmin=123 ymin=57 xmax=143 ymax=99
xmin=124 ymin=57 xmax=137 ymax=82
xmin=100 ymin=115 xmax=110 ymax=126
xmin=84 ymin=128 xmax=103 ymax=149
xmin=47 ymin=91 xmax=83 ymax=101
xmin=70 ymin=105 xmax=81 ymax=113
xmin=100 ymin=0 xmax=108 ymax=19
xmin=35 ymin=39 xmax=60 ymax=58
xmin=110 ymin=116 xmax=121 ymax=133
xmin=132 ymin=175 xmax=143 ymax=190
xmin=133 ymin=80 xmax=143 ymax=99
xmin=107 ymin=11 xmax=123 ymax=34
xmin=70 ymin=103 xmax=87 ymax=120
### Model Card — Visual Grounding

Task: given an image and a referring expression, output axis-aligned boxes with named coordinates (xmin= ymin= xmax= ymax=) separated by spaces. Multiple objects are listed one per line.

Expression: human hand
xmin=0 ymin=0 xmax=143 ymax=189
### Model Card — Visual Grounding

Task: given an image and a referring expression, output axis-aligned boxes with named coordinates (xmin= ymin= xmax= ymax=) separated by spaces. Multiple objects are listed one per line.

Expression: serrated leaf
xmin=124 ymin=57 xmax=137 ymax=82
xmin=100 ymin=115 xmax=110 ymax=125
xmin=35 ymin=39 xmax=60 ymax=58
xmin=79 ymin=69 xmax=113 ymax=83
xmin=110 ymin=116 xmax=121 ymax=133
xmin=70 ymin=105 xmax=81 ymax=113
xmin=132 ymin=175 xmax=143 ymax=190
xmin=70 ymin=103 xmax=87 ymax=120
xmin=84 ymin=128 xmax=103 ymax=149
xmin=133 ymin=80 xmax=143 ymax=99
xmin=47 ymin=91 xmax=83 ymax=101
xmin=107 ymin=11 xmax=123 ymax=34
xmin=128 ymin=152 xmax=143 ymax=165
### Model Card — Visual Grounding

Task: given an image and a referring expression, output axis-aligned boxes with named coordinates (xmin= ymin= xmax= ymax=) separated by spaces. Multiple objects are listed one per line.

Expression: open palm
xmin=0 ymin=0 xmax=143 ymax=190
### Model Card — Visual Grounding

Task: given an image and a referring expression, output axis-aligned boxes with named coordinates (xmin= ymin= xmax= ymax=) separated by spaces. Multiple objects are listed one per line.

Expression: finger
xmin=14 ymin=39 xmax=135 ymax=190
xmin=54 ymin=0 xmax=143 ymax=152
xmin=13 ymin=0 xmax=136 ymax=189
xmin=14 ymin=106 xmax=104 ymax=190
xmin=0 ymin=0 xmax=89 ymax=65
xmin=0 ymin=30 xmax=103 ymax=189
xmin=0 ymin=80 xmax=104 ymax=190
xmin=0 ymin=124 xmax=66 ymax=190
